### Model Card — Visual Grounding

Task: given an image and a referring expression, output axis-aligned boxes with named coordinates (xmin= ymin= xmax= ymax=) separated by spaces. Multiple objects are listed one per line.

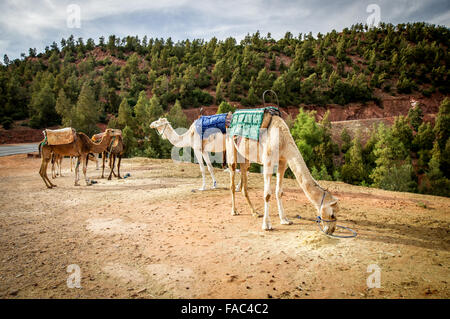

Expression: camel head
xmin=319 ymin=192 xmax=339 ymax=235
xmin=104 ymin=128 xmax=114 ymax=138
xmin=150 ymin=118 xmax=170 ymax=138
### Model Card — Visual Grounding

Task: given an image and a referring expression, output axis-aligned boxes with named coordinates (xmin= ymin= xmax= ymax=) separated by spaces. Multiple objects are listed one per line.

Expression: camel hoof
xmin=108 ymin=177 xmax=112 ymax=181
xmin=198 ymin=187 xmax=206 ymax=191
xmin=74 ymin=183 xmax=80 ymax=186
xmin=252 ymin=212 xmax=262 ymax=218
xmin=231 ymin=210 xmax=239 ymax=216
xmin=262 ymin=223 xmax=273 ymax=231
xmin=280 ymin=219 xmax=292 ymax=225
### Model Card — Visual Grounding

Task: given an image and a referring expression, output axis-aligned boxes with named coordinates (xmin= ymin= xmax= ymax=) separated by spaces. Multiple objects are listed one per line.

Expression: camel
xmin=226 ymin=112 xmax=339 ymax=233
xmin=39 ymin=128 xmax=114 ymax=188
xmin=51 ymin=153 xmax=63 ymax=178
xmin=104 ymin=134 xmax=124 ymax=180
xmin=150 ymin=117 xmax=226 ymax=190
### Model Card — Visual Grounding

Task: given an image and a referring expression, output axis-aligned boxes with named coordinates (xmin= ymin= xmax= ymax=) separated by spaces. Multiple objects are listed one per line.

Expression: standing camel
xmin=105 ymin=133 xmax=124 ymax=180
xmin=150 ymin=117 xmax=227 ymax=190
xmin=51 ymin=153 xmax=63 ymax=178
xmin=39 ymin=129 xmax=114 ymax=188
xmin=226 ymin=112 xmax=339 ymax=234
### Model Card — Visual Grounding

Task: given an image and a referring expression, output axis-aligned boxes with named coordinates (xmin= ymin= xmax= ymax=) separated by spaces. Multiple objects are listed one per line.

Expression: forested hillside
xmin=0 ymin=22 xmax=449 ymax=196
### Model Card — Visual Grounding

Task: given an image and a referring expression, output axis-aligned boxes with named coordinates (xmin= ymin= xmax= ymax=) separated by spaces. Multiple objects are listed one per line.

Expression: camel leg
xmin=117 ymin=156 xmax=122 ymax=179
xmin=262 ymin=159 xmax=274 ymax=230
xmin=95 ymin=153 xmax=100 ymax=170
xmin=51 ymin=154 xmax=56 ymax=179
xmin=240 ymin=162 xmax=260 ymax=217
xmin=45 ymin=158 xmax=56 ymax=187
xmin=194 ymin=149 xmax=207 ymax=191
xmin=276 ymin=160 xmax=292 ymax=225
xmin=202 ymin=150 xmax=217 ymax=189
xmin=39 ymin=155 xmax=53 ymax=189
xmin=101 ymin=152 xmax=106 ymax=178
xmin=108 ymin=154 xmax=115 ymax=180
xmin=83 ymin=154 xmax=91 ymax=186
xmin=74 ymin=156 xmax=81 ymax=186
xmin=235 ymin=166 xmax=248 ymax=192
xmin=108 ymin=153 xmax=117 ymax=177
xmin=228 ymin=163 xmax=238 ymax=215
xmin=41 ymin=147 xmax=56 ymax=188
xmin=58 ymin=156 xmax=63 ymax=177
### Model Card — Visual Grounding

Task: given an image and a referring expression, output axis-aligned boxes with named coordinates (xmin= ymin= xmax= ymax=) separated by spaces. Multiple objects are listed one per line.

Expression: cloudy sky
xmin=1 ymin=0 xmax=449 ymax=60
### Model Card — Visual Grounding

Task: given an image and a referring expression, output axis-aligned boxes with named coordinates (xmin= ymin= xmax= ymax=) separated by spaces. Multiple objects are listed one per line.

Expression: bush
xmin=217 ymin=101 xmax=236 ymax=114
xmin=1 ymin=117 xmax=13 ymax=129
xmin=377 ymin=164 xmax=417 ymax=193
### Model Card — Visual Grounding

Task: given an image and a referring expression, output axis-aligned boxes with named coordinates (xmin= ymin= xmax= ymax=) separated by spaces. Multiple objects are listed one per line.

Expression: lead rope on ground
xmin=295 ymin=215 xmax=358 ymax=239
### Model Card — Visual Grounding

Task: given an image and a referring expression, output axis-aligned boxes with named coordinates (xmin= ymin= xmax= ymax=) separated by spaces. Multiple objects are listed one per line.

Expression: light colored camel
xmin=39 ymin=129 xmax=113 ymax=188
xmin=226 ymin=113 xmax=339 ymax=234
xmin=150 ymin=118 xmax=226 ymax=190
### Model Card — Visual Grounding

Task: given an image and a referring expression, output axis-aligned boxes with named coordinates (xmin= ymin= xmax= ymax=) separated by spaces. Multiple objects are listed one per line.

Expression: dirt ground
xmin=0 ymin=154 xmax=448 ymax=299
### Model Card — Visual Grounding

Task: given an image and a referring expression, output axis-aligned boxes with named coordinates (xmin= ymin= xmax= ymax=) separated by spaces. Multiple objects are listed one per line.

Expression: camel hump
xmin=45 ymin=127 xmax=76 ymax=145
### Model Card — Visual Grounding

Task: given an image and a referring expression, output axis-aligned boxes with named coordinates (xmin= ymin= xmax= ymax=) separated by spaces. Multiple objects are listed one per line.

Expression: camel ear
xmin=330 ymin=196 xmax=339 ymax=206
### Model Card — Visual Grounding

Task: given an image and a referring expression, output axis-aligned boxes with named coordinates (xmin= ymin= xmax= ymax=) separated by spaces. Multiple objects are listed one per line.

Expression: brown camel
xmin=39 ymin=129 xmax=114 ymax=188
xmin=51 ymin=153 xmax=63 ymax=178
xmin=104 ymin=133 xmax=124 ymax=180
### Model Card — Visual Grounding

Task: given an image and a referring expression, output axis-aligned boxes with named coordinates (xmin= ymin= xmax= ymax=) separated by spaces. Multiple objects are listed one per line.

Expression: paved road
xmin=0 ymin=143 xmax=39 ymax=157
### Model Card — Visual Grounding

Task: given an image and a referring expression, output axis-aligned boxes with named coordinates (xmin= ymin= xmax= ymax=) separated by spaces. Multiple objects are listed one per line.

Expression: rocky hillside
xmin=0 ymin=22 xmax=448 ymax=132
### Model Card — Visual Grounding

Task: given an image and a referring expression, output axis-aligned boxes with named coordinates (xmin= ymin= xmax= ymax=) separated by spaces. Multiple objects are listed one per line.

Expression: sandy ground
xmin=0 ymin=154 xmax=449 ymax=299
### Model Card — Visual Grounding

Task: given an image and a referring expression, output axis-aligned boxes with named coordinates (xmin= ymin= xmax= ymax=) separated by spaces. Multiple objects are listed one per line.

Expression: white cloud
xmin=1 ymin=0 xmax=448 ymax=59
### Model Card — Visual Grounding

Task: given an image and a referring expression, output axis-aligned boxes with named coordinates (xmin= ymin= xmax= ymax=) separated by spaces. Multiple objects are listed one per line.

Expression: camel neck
xmin=162 ymin=123 xmax=193 ymax=148
xmin=286 ymin=140 xmax=324 ymax=208
xmin=90 ymin=134 xmax=111 ymax=153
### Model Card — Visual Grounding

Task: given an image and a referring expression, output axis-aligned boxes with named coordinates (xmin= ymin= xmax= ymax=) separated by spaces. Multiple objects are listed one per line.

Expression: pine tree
xmin=117 ymin=97 xmax=133 ymax=130
xmin=391 ymin=115 xmax=413 ymax=151
xmin=421 ymin=142 xmax=450 ymax=196
xmin=72 ymin=82 xmax=101 ymax=136
xmin=407 ymin=103 xmax=423 ymax=132
xmin=217 ymin=101 xmax=236 ymax=114
xmin=370 ymin=124 xmax=416 ymax=191
xmin=167 ymin=99 xmax=188 ymax=129
xmin=134 ymin=90 xmax=150 ymax=137
xmin=122 ymin=125 xmax=137 ymax=157
xmin=340 ymin=128 xmax=352 ymax=153
xmin=341 ymin=136 xmax=366 ymax=184
xmin=55 ymin=89 xmax=73 ymax=127
xmin=215 ymin=79 xmax=225 ymax=104
xmin=434 ymin=97 xmax=450 ymax=151
xmin=29 ymin=83 xmax=57 ymax=128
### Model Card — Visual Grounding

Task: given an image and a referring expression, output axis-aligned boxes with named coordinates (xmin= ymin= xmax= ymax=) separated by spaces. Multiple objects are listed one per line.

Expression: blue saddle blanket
xmin=195 ymin=113 xmax=228 ymax=139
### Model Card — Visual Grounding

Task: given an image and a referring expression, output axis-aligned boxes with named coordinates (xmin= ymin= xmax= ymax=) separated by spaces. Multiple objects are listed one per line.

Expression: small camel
xmin=105 ymin=134 xmax=124 ymax=180
xmin=39 ymin=129 xmax=114 ymax=188
xmin=51 ymin=153 xmax=63 ymax=178
xmin=226 ymin=113 xmax=339 ymax=233
xmin=150 ymin=117 xmax=226 ymax=190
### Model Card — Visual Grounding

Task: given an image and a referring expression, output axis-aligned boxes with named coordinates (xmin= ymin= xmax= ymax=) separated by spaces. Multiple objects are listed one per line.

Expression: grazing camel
xmin=39 ymin=129 xmax=114 ymax=188
xmin=226 ymin=112 xmax=339 ymax=234
xmin=150 ymin=117 xmax=227 ymax=190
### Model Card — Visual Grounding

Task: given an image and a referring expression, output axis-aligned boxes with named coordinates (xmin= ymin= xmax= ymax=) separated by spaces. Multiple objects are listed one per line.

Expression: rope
xmin=295 ymin=215 xmax=357 ymax=239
